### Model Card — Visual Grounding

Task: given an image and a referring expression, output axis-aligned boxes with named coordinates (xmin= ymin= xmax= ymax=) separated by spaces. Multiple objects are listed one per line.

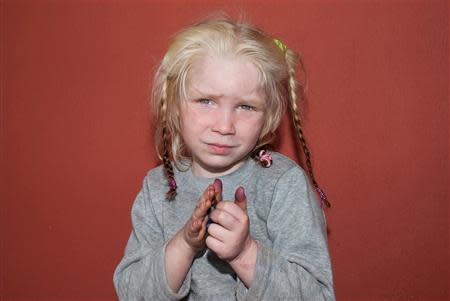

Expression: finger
xmin=209 ymin=207 xmax=239 ymax=230
xmin=192 ymin=199 xmax=210 ymax=220
xmin=206 ymin=223 xmax=228 ymax=243
xmin=206 ymin=235 xmax=225 ymax=253
xmin=215 ymin=201 xmax=246 ymax=220
xmin=188 ymin=218 xmax=202 ymax=236
xmin=213 ymin=178 xmax=223 ymax=204
xmin=197 ymin=216 xmax=209 ymax=238
xmin=207 ymin=183 xmax=216 ymax=201
xmin=234 ymin=186 xmax=247 ymax=212
xmin=192 ymin=185 xmax=214 ymax=219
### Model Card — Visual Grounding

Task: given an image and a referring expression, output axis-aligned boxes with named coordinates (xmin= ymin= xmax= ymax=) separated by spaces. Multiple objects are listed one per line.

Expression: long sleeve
xmin=113 ymin=175 xmax=192 ymax=301
xmin=236 ymin=166 xmax=335 ymax=301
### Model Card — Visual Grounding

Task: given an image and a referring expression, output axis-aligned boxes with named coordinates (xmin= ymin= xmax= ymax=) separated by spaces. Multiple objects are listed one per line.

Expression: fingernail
xmin=235 ymin=186 xmax=246 ymax=202
xmin=213 ymin=178 xmax=222 ymax=191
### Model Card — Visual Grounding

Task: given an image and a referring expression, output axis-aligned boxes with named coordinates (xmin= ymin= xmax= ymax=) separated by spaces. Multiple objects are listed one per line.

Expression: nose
xmin=212 ymin=108 xmax=236 ymax=135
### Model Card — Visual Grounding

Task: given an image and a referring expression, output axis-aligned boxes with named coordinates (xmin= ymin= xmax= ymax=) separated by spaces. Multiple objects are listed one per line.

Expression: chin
xmin=198 ymin=155 xmax=245 ymax=174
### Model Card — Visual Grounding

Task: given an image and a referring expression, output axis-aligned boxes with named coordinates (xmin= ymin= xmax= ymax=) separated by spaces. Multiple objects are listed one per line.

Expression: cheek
xmin=180 ymin=107 xmax=211 ymax=137
xmin=254 ymin=119 xmax=265 ymax=141
xmin=182 ymin=106 xmax=211 ymax=123
xmin=238 ymin=115 xmax=265 ymax=140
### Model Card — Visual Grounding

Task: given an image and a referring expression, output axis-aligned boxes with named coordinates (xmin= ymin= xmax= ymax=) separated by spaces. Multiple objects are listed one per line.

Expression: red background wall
xmin=1 ymin=0 xmax=448 ymax=300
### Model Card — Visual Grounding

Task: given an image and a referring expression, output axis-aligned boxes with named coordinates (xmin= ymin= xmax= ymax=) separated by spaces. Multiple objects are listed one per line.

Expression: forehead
xmin=187 ymin=55 xmax=264 ymax=100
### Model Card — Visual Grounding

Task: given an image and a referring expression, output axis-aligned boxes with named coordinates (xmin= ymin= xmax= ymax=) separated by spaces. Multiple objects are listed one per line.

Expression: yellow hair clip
xmin=273 ymin=38 xmax=287 ymax=52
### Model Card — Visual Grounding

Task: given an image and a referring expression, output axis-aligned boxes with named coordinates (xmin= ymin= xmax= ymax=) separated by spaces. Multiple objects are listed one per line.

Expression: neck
xmin=191 ymin=159 xmax=246 ymax=178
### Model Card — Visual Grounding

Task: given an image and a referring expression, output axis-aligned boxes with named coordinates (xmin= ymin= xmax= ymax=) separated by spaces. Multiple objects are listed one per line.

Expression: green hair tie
xmin=273 ymin=38 xmax=287 ymax=52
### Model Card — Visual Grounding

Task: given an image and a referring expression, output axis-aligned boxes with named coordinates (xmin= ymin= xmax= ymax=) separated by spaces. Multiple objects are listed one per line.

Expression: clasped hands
xmin=182 ymin=179 xmax=255 ymax=264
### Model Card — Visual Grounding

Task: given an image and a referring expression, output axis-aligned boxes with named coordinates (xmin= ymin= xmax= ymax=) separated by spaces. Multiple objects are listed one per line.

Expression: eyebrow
xmin=189 ymin=86 xmax=263 ymax=103
xmin=189 ymin=86 xmax=224 ymax=99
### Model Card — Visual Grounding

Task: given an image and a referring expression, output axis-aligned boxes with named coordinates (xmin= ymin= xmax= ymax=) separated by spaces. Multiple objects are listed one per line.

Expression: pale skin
xmin=206 ymin=184 xmax=258 ymax=287
xmin=164 ymin=55 xmax=263 ymax=293
xmin=164 ymin=183 xmax=215 ymax=292
xmin=164 ymin=179 xmax=258 ymax=292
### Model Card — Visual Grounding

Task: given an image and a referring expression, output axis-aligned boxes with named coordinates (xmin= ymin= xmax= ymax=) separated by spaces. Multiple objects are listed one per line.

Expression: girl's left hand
xmin=206 ymin=186 xmax=254 ymax=262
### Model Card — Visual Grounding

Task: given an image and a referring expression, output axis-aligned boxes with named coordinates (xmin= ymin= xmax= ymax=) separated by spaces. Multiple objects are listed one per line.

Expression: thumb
xmin=213 ymin=178 xmax=223 ymax=204
xmin=234 ymin=186 xmax=247 ymax=212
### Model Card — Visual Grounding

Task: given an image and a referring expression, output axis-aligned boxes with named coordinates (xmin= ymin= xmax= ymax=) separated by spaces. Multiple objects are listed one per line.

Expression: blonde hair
xmin=151 ymin=16 xmax=329 ymax=206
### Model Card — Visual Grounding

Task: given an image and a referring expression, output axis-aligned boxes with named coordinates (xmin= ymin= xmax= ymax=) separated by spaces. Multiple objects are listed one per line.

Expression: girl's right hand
xmin=165 ymin=183 xmax=218 ymax=292
xmin=182 ymin=184 xmax=216 ymax=255
xmin=164 ymin=179 xmax=223 ymax=292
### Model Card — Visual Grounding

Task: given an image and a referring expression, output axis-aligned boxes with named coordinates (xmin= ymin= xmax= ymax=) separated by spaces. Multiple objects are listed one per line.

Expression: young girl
xmin=114 ymin=16 xmax=335 ymax=301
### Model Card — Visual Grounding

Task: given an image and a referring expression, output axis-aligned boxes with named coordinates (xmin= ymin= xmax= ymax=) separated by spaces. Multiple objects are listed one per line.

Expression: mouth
xmin=206 ymin=143 xmax=234 ymax=155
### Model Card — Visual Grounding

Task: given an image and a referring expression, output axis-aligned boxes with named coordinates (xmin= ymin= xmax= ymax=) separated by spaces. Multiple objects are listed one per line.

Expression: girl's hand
xmin=206 ymin=186 xmax=254 ymax=262
xmin=182 ymin=184 xmax=215 ymax=255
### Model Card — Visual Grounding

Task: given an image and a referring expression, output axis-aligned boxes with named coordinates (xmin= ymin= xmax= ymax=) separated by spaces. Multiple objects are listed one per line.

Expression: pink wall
xmin=1 ymin=0 xmax=448 ymax=300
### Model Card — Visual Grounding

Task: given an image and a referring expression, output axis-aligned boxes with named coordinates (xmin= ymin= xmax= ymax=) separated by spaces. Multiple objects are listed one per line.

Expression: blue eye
xmin=239 ymin=104 xmax=255 ymax=111
xmin=198 ymin=98 xmax=213 ymax=105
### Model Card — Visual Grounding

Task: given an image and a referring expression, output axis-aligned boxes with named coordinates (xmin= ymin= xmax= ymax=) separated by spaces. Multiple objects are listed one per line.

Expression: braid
xmin=160 ymin=80 xmax=177 ymax=200
xmin=285 ymin=50 xmax=331 ymax=208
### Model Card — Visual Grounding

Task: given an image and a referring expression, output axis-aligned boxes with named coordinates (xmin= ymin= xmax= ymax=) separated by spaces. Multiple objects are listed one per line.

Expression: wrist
xmin=229 ymin=237 xmax=258 ymax=269
xmin=172 ymin=230 xmax=198 ymax=259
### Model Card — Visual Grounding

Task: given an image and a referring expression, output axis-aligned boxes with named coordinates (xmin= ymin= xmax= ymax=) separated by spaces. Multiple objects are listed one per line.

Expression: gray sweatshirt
xmin=114 ymin=152 xmax=335 ymax=300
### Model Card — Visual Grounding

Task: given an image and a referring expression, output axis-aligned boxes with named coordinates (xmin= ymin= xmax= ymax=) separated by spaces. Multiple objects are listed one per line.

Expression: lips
xmin=206 ymin=143 xmax=234 ymax=155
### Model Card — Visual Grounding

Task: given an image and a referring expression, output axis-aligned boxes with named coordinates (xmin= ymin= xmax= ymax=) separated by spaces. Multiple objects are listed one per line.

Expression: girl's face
xmin=180 ymin=55 xmax=266 ymax=178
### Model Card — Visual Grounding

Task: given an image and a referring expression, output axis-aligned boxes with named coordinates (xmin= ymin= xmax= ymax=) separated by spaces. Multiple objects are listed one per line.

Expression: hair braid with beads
xmin=151 ymin=16 xmax=329 ymax=206
xmin=159 ymin=79 xmax=177 ymax=200
xmin=284 ymin=48 xmax=331 ymax=208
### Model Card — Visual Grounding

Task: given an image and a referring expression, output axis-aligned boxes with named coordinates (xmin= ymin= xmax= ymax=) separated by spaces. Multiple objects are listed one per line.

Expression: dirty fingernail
xmin=213 ymin=178 xmax=222 ymax=191
xmin=235 ymin=186 xmax=246 ymax=202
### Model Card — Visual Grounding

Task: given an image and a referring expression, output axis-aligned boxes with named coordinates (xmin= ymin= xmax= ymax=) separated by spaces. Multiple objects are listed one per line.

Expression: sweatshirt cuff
xmin=236 ymin=240 xmax=272 ymax=300
xmin=143 ymin=241 xmax=192 ymax=300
